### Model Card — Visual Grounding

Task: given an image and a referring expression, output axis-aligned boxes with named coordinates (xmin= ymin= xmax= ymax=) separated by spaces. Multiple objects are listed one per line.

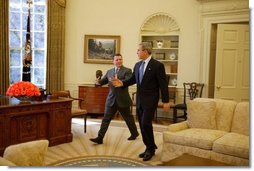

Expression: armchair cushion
xmin=3 ymin=140 xmax=49 ymax=166
xmin=187 ymin=99 xmax=216 ymax=129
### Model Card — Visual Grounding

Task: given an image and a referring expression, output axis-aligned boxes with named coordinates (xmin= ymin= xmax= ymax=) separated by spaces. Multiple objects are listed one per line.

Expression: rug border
xmin=48 ymin=155 xmax=152 ymax=166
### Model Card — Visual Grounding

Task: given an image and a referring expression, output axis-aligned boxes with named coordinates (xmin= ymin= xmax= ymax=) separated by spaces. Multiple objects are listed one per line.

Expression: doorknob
xmin=216 ymin=86 xmax=221 ymax=90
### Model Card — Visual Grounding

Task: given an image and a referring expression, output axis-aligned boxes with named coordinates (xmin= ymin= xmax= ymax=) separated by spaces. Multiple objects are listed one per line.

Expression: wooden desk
xmin=79 ymin=84 xmax=109 ymax=115
xmin=0 ymin=96 xmax=73 ymax=156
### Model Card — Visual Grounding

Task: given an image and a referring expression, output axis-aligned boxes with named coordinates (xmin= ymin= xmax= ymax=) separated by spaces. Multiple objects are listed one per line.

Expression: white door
xmin=215 ymin=24 xmax=249 ymax=102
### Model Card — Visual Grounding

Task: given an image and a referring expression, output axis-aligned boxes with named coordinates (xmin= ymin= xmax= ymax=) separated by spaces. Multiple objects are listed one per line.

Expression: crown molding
xmin=196 ymin=0 xmax=246 ymax=2
xmin=197 ymin=0 xmax=248 ymax=13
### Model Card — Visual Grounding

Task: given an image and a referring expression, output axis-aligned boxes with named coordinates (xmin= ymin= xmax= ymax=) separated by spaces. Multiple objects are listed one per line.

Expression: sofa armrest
xmin=3 ymin=140 xmax=49 ymax=166
xmin=0 ymin=157 xmax=16 ymax=166
xmin=167 ymin=121 xmax=189 ymax=132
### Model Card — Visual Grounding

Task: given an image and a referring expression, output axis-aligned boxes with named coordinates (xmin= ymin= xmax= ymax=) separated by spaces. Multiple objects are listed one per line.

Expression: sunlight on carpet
xmin=45 ymin=118 xmax=166 ymax=166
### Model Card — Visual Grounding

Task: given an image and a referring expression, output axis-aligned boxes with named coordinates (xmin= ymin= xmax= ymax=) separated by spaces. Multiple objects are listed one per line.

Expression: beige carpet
xmin=45 ymin=118 xmax=167 ymax=166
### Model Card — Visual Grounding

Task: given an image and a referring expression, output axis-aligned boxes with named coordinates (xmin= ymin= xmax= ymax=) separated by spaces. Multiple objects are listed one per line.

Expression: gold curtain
xmin=54 ymin=0 xmax=66 ymax=7
xmin=0 ymin=0 xmax=9 ymax=95
xmin=46 ymin=0 xmax=66 ymax=93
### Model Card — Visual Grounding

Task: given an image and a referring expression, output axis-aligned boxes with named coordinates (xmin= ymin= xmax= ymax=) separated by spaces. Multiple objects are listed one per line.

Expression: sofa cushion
xmin=187 ymin=99 xmax=216 ymax=129
xmin=3 ymin=140 xmax=49 ymax=166
xmin=213 ymin=132 xmax=249 ymax=159
xmin=213 ymin=99 xmax=237 ymax=132
xmin=163 ymin=128 xmax=227 ymax=150
xmin=231 ymin=102 xmax=249 ymax=136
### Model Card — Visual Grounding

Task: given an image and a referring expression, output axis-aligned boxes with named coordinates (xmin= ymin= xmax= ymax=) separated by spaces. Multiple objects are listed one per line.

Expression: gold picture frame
xmin=84 ymin=35 xmax=121 ymax=64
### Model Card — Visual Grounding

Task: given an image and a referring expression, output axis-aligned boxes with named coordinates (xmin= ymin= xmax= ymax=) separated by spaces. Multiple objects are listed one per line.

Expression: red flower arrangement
xmin=6 ymin=81 xmax=41 ymax=97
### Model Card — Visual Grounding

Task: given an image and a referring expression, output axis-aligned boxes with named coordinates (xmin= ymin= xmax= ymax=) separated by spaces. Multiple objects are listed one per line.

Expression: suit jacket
xmin=99 ymin=66 xmax=132 ymax=108
xmin=123 ymin=58 xmax=169 ymax=109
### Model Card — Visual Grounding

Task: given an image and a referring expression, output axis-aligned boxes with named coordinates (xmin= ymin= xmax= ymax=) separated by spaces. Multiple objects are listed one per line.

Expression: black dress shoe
xmin=139 ymin=150 xmax=147 ymax=158
xmin=143 ymin=151 xmax=155 ymax=161
xmin=127 ymin=133 xmax=139 ymax=140
xmin=90 ymin=137 xmax=103 ymax=144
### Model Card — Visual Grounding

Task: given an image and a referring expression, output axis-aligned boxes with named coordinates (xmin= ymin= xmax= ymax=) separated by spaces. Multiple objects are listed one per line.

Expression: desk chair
xmin=51 ymin=90 xmax=87 ymax=133
xmin=172 ymin=82 xmax=204 ymax=123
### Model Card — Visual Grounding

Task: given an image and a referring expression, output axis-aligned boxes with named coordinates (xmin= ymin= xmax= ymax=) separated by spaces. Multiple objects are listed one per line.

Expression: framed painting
xmin=84 ymin=35 xmax=121 ymax=64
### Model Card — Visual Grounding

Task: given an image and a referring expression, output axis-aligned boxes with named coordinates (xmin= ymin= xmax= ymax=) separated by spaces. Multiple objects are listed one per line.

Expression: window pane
xmin=34 ymin=68 xmax=45 ymax=84
xmin=10 ymin=68 xmax=21 ymax=84
xmin=34 ymin=0 xmax=45 ymax=3
xmin=9 ymin=0 xmax=21 ymax=12
xmin=34 ymin=14 xmax=45 ymax=31
xmin=10 ymin=50 xmax=21 ymax=66
xmin=34 ymin=5 xmax=45 ymax=13
xmin=34 ymin=32 xmax=45 ymax=48
xmin=10 ymin=12 xmax=21 ymax=30
xmin=22 ymin=0 xmax=31 ymax=12
xmin=33 ymin=50 xmax=45 ymax=67
xmin=10 ymin=31 xmax=21 ymax=47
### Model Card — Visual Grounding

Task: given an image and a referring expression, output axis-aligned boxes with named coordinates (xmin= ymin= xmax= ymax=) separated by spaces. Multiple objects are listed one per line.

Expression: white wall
xmin=65 ymin=0 xmax=200 ymax=93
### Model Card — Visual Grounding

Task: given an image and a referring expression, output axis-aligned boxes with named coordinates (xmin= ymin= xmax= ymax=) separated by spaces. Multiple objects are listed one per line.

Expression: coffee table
xmin=160 ymin=154 xmax=230 ymax=166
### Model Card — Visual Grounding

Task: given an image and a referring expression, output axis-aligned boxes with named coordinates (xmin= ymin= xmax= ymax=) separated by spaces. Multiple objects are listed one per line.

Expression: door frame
xmin=199 ymin=9 xmax=249 ymax=97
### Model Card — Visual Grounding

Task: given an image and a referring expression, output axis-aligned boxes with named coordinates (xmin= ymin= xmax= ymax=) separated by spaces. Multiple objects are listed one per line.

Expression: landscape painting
xmin=84 ymin=35 xmax=121 ymax=64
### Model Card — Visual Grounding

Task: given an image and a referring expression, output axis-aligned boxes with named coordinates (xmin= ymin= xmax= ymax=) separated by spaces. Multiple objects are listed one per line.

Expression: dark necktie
xmin=115 ymin=68 xmax=119 ymax=74
xmin=139 ymin=61 xmax=145 ymax=84
xmin=115 ymin=68 xmax=119 ymax=76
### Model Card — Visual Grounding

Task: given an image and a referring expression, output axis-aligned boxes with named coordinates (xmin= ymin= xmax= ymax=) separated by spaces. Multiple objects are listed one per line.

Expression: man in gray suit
xmin=90 ymin=53 xmax=139 ymax=144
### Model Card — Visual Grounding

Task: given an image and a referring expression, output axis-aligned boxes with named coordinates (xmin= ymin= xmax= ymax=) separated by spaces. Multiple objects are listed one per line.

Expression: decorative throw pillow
xmin=187 ymin=99 xmax=216 ymax=129
xmin=3 ymin=140 xmax=49 ymax=166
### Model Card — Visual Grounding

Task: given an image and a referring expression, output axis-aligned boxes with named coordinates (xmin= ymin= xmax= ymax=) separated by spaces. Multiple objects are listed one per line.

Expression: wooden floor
xmin=158 ymin=154 xmax=230 ymax=166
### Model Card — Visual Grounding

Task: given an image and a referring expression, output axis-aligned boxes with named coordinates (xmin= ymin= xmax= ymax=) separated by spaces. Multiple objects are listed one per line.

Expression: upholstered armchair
xmin=0 ymin=140 xmax=49 ymax=166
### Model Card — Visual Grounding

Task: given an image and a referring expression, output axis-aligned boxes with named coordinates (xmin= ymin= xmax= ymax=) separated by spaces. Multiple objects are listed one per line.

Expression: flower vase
xmin=15 ymin=96 xmax=32 ymax=103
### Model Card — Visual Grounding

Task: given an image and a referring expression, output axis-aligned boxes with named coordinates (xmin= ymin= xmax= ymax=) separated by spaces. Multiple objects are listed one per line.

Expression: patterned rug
xmin=49 ymin=155 xmax=150 ymax=166
xmin=45 ymin=119 xmax=167 ymax=166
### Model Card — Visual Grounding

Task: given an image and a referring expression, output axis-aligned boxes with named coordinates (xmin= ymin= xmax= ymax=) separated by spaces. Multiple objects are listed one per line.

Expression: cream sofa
xmin=0 ymin=140 xmax=49 ymax=166
xmin=161 ymin=98 xmax=249 ymax=166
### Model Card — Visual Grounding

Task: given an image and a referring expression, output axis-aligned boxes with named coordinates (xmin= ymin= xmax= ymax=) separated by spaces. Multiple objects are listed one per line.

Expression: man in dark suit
xmin=111 ymin=43 xmax=170 ymax=161
xmin=90 ymin=53 xmax=139 ymax=144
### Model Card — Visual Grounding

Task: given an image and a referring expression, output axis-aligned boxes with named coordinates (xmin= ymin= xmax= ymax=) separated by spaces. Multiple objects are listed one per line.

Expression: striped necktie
xmin=139 ymin=61 xmax=145 ymax=84
xmin=115 ymin=68 xmax=119 ymax=74
xmin=115 ymin=68 xmax=119 ymax=77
